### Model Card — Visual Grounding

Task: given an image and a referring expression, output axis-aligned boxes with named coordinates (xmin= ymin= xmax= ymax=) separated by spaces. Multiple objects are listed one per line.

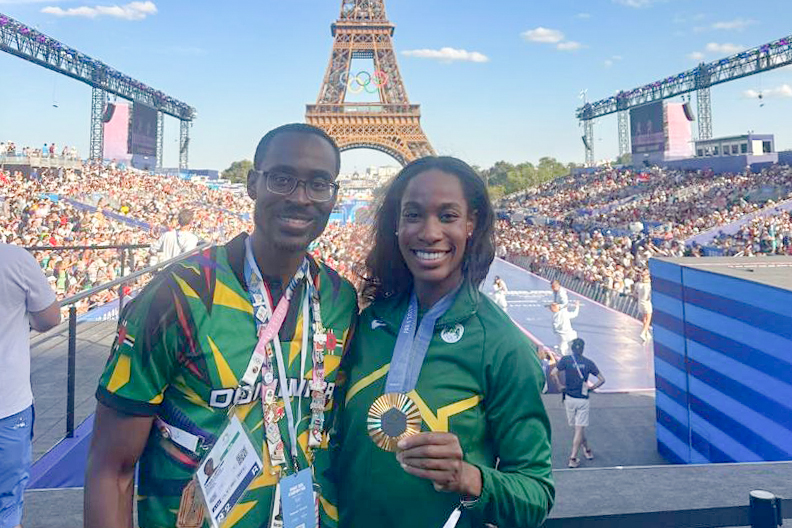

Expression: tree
xmin=488 ymin=185 xmax=505 ymax=201
xmin=616 ymin=153 xmax=632 ymax=166
xmin=222 ymin=160 xmax=254 ymax=184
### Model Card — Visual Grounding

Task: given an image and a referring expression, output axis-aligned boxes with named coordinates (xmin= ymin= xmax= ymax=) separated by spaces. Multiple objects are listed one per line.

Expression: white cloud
xmin=41 ymin=1 xmax=157 ymax=20
xmin=603 ymin=55 xmax=623 ymax=67
xmin=521 ymin=27 xmax=565 ymax=44
xmin=576 ymin=13 xmax=591 ymax=19
xmin=705 ymin=42 xmax=744 ymax=54
xmin=613 ymin=0 xmax=660 ymax=7
xmin=401 ymin=47 xmax=489 ymax=63
xmin=521 ymin=27 xmax=583 ymax=52
xmin=687 ymin=42 xmax=744 ymax=61
xmin=557 ymin=41 xmax=582 ymax=51
xmin=743 ymin=85 xmax=792 ymax=99
xmin=711 ymin=18 xmax=756 ymax=31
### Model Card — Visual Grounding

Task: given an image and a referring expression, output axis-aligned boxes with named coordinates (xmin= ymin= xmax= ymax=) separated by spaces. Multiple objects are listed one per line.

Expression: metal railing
xmin=49 ymin=243 xmax=209 ymax=437
xmin=544 ymin=491 xmax=788 ymax=528
xmin=0 ymin=153 xmax=83 ymax=169
xmin=508 ymin=255 xmax=642 ymax=319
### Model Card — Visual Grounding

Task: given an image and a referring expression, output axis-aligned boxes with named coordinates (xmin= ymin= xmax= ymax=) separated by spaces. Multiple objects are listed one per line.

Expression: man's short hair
xmin=571 ymin=338 xmax=585 ymax=354
xmin=177 ymin=209 xmax=194 ymax=227
xmin=253 ymin=123 xmax=341 ymax=175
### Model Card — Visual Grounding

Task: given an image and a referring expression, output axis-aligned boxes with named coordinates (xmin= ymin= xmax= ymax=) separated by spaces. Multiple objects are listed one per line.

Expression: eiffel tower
xmin=306 ymin=0 xmax=435 ymax=166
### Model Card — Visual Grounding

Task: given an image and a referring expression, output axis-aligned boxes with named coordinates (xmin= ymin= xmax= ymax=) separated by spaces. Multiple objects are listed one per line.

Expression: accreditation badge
xmin=367 ymin=393 xmax=422 ymax=452
xmin=194 ymin=415 xmax=263 ymax=528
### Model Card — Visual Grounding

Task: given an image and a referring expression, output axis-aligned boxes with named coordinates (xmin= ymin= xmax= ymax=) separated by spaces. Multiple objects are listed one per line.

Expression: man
xmin=85 ymin=124 xmax=358 ymax=528
xmin=548 ymin=300 xmax=580 ymax=356
xmin=149 ymin=208 xmax=200 ymax=263
xmin=550 ymin=279 xmax=568 ymax=308
xmin=0 ymin=243 xmax=60 ymax=528
xmin=550 ymin=338 xmax=605 ymax=468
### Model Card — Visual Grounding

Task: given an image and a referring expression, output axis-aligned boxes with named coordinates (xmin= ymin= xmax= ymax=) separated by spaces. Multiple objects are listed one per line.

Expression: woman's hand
xmin=396 ymin=432 xmax=482 ymax=497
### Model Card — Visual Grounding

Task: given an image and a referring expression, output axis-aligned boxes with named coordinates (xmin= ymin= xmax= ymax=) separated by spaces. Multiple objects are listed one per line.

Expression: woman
xmin=336 ymin=157 xmax=554 ymax=528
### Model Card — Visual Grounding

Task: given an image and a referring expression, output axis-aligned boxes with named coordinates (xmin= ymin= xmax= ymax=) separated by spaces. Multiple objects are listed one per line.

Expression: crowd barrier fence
xmin=508 ymin=255 xmax=642 ymax=320
xmin=32 ymin=243 xmax=208 ymax=438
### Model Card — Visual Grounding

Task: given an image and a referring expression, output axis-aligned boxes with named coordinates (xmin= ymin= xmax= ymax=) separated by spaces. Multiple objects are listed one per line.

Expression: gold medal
xmin=367 ymin=393 xmax=421 ymax=452
xmin=176 ymin=479 xmax=205 ymax=528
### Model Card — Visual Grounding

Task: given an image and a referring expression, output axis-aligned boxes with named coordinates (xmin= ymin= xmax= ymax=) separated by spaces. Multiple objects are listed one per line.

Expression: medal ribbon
xmin=384 ymin=284 xmax=461 ymax=394
xmin=243 ymin=237 xmax=327 ymax=473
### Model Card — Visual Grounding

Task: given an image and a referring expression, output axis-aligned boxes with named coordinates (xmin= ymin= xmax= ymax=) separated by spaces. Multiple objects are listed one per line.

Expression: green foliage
xmin=482 ymin=157 xmax=573 ymax=199
xmin=616 ymin=153 xmax=632 ymax=166
xmin=222 ymin=159 xmax=254 ymax=184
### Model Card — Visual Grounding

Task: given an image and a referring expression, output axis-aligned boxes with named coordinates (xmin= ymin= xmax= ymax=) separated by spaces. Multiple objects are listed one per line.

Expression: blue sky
xmin=1 ymin=0 xmax=791 ymax=174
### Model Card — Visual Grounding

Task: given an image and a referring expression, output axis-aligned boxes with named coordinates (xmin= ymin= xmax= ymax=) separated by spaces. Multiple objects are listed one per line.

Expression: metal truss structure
xmin=576 ymin=34 xmax=792 ymax=158
xmin=156 ymin=112 xmax=165 ymax=169
xmin=179 ymin=120 xmax=190 ymax=171
xmin=306 ymin=0 xmax=435 ymax=165
xmin=617 ymin=110 xmax=630 ymax=157
xmin=89 ymin=87 xmax=107 ymax=162
xmin=0 ymin=13 xmax=195 ymax=164
xmin=583 ymin=119 xmax=594 ymax=166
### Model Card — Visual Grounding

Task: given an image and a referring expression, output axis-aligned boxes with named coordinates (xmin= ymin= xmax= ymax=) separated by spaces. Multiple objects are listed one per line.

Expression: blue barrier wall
xmin=650 ymin=257 xmax=792 ymax=464
xmin=659 ymin=153 xmax=779 ymax=174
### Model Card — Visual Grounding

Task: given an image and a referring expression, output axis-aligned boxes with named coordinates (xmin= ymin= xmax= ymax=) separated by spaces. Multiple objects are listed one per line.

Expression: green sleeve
xmin=468 ymin=333 xmax=555 ymax=527
xmin=96 ymin=275 xmax=179 ymax=416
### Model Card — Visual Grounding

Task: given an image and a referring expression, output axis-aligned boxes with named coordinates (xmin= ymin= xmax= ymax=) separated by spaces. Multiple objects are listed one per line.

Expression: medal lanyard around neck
xmin=384 ymin=284 xmax=461 ymax=394
xmin=242 ymin=237 xmax=313 ymax=471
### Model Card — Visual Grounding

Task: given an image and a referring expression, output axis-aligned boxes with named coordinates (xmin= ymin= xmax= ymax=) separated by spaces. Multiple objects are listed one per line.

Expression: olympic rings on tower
xmin=336 ymin=69 xmax=390 ymax=94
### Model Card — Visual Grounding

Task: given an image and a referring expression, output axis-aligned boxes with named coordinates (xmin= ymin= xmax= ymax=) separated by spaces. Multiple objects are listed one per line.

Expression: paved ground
xmin=30 ymin=319 xmax=117 ymax=460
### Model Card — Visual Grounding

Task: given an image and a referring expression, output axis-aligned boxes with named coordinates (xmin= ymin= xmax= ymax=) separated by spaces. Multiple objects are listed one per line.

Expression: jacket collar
xmin=225 ymin=232 xmax=321 ymax=293
xmin=371 ymin=279 xmax=480 ymax=331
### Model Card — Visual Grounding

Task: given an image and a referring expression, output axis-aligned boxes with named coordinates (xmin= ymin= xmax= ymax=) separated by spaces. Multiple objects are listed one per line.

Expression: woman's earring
xmin=395 ymin=231 xmax=399 ymax=236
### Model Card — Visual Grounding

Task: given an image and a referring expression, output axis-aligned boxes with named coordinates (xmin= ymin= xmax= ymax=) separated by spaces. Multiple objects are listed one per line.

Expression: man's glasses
xmin=255 ymin=170 xmax=339 ymax=203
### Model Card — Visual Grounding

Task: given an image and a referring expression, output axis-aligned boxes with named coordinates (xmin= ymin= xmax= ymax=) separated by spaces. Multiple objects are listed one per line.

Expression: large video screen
xmin=128 ymin=103 xmax=157 ymax=157
xmin=630 ymin=101 xmax=665 ymax=155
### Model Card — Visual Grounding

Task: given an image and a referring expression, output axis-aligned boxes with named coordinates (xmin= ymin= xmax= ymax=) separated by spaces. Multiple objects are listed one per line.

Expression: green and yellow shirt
xmin=97 ymin=233 xmax=357 ymax=528
xmin=336 ymin=281 xmax=554 ymax=528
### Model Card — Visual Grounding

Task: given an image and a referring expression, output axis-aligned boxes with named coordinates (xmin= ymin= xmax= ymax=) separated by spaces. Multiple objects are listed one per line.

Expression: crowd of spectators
xmin=5 ymin=148 xmax=792 ymax=317
xmin=497 ymin=164 xmax=792 ymax=299
xmin=708 ymin=210 xmax=792 ymax=256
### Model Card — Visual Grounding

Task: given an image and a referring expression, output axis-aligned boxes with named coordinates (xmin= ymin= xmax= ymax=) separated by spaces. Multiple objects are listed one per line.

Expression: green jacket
xmin=336 ymin=281 xmax=554 ymax=528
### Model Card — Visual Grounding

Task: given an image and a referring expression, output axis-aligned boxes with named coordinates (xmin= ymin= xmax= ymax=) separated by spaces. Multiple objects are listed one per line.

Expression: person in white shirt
xmin=0 ymin=243 xmax=61 ymax=528
xmin=635 ymin=269 xmax=653 ymax=342
xmin=149 ymin=209 xmax=200 ymax=264
xmin=549 ymin=300 xmax=581 ymax=355
xmin=551 ymin=279 xmax=569 ymax=308
xmin=492 ymin=275 xmax=508 ymax=311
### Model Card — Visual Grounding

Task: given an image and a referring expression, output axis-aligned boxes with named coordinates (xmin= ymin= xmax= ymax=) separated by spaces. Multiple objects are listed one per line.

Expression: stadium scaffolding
xmin=577 ymin=34 xmax=792 ymax=162
xmin=0 ymin=13 xmax=196 ymax=168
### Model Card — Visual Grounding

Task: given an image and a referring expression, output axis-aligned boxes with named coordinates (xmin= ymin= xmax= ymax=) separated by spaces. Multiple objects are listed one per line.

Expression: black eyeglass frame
xmin=252 ymin=169 xmax=340 ymax=203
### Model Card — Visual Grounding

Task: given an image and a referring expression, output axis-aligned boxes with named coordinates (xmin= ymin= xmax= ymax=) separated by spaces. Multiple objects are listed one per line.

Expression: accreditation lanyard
xmin=384 ymin=285 xmax=460 ymax=394
xmin=241 ymin=237 xmax=328 ymax=473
